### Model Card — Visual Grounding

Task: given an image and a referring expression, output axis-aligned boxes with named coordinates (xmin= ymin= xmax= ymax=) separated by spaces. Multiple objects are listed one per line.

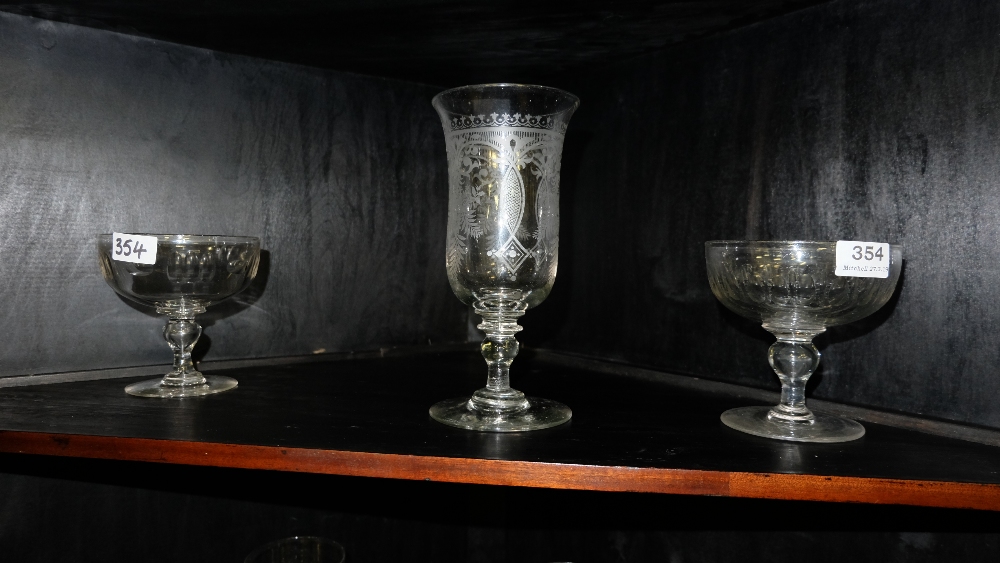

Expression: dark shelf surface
xmin=1 ymin=349 xmax=999 ymax=510
xmin=0 ymin=0 xmax=829 ymax=86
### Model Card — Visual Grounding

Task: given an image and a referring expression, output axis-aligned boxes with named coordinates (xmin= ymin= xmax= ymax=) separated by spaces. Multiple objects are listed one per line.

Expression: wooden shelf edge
xmin=1 ymin=430 xmax=998 ymax=511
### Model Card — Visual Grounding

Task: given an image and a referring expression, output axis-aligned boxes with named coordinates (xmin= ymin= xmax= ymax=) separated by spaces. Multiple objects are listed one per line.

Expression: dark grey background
xmin=531 ymin=0 xmax=1000 ymax=429
xmin=0 ymin=12 xmax=466 ymax=376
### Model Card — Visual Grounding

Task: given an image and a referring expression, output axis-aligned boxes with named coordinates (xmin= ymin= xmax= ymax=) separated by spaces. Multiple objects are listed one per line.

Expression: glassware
xmin=98 ymin=234 xmax=261 ymax=398
xmin=705 ymin=240 xmax=902 ymax=442
xmin=244 ymin=537 xmax=345 ymax=563
xmin=429 ymin=84 xmax=579 ymax=431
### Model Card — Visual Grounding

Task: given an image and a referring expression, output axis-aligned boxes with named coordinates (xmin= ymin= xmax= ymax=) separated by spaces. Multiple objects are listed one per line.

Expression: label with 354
xmin=835 ymin=240 xmax=890 ymax=278
xmin=111 ymin=233 xmax=157 ymax=265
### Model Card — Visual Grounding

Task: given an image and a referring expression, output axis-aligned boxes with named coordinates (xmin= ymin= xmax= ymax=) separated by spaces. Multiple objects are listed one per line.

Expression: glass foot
xmin=125 ymin=375 xmax=238 ymax=398
xmin=430 ymin=396 xmax=572 ymax=432
xmin=721 ymin=406 xmax=865 ymax=443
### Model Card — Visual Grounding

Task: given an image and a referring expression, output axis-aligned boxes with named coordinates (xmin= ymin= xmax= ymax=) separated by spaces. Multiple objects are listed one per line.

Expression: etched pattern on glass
xmin=443 ymin=115 xmax=563 ymax=307
xmin=430 ymin=84 xmax=578 ymax=432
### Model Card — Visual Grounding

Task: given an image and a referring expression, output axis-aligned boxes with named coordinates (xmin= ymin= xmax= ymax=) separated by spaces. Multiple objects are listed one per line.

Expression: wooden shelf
xmin=1 ymin=349 xmax=998 ymax=511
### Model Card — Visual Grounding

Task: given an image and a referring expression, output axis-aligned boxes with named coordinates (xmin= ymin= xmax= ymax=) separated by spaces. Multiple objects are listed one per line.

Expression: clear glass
xmin=97 ymin=234 xmax=261 ymax=398
xmin=245 ymin=537 xmax=345 ymax=563
xmin=429 ymin=84 xmax=579 ymax=431
xmin=706 ymin=240 xmax=902 ymax=442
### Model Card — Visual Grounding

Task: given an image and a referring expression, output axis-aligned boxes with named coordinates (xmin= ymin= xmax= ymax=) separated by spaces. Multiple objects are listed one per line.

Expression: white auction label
xmin=835 ymin=240 xmax=890 ymax=278
xmin=111 ymin=232 xmax=157 ymax=265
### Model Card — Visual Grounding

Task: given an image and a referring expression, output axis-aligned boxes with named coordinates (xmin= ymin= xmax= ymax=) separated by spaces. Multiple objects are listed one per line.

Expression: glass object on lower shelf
xmin=428 ymin=83 xmax=579 ymax=431
xmin=705 ymin=240 xmax=902 ymax=442
xmin=97 ymin=233 xmax=260 ymax=398
xmin=245 ymin=537 xmax=345 ymax=563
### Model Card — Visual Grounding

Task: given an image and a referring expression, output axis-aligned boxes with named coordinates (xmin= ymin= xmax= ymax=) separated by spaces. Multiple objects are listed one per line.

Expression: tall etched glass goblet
xmin=429 ymin=84 xmax=579 ymax=431
xmin=98 ymin=234 xmax=260 ymax=398
xmin=706 ymin=241 xmax=902 ymax=442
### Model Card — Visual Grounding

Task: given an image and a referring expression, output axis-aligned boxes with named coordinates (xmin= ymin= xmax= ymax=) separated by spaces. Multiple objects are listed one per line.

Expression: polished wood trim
xmin=727 ymin=473 xmax=1000 ymax=510
xmin=2 ymin=430 xmax=998 ymax=511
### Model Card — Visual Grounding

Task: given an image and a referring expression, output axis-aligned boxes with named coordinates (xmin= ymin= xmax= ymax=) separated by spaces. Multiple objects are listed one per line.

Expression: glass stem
xmin=470 ymin=297 xmax=530 ymax=414
xmin=157 ymin=304 xmax=207 ymax=387
xmin=764 ymin=328 xmax=823 ymax=424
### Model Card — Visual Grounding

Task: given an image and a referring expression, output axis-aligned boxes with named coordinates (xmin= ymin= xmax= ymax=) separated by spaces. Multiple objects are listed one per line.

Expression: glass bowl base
xmin=721 ymin=406 xmax=865 ymax=443
xmin=430 ymin=396 xmax=571 ymax=432
xmin=125 ymin=375 xmax=238 ymax=398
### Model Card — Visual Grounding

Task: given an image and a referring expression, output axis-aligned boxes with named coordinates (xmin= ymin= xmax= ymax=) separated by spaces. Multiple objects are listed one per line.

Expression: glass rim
xmin=98 ymin=233 xmax=260 ymax=244
xmin=432 ymin=83 xmax=580 ymax=109
xmin=706 ymin=240 xmax=901 ymax=248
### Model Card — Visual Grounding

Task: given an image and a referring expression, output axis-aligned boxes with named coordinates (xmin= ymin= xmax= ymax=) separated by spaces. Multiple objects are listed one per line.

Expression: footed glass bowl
xmin=98 ymin=233 xmax=260 ymax=398
xmin=706 ymin=240 xmax=902 ymax=442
